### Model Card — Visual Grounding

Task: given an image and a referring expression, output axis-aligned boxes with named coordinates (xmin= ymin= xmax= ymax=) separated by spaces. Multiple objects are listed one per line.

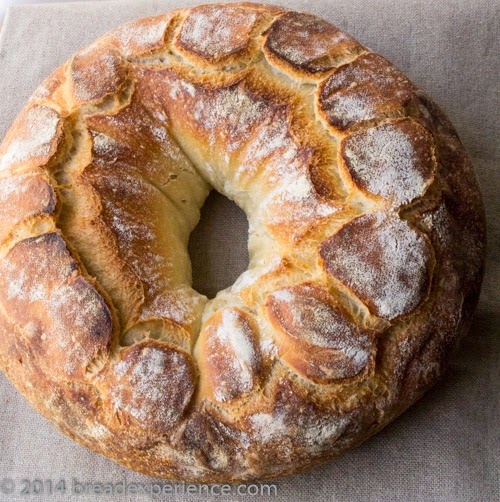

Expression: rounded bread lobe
xmin=196 ymin=307 xmax=262 ymax=403
xmin=177 ymin=410 xmax=250 ymax=474
xmin=0 ymin=233 xmax=113 ymax=380
xmin=320 ymin=212 xmax=433 ymax=320
xmin=0 ymin=173 xmax=57 ymax=243
xmin=339 ymin=118 xmax=436 ymax=206
xmin=264 ymin=12 xmax=365 ymax=77
xmin=317 ymin=53 xmax=417 ymax=132
xmin=100 ymin=339 xmax=196 ymax=434
xmin=0 ymin=105 xmax=63 ymax=173
xmin=104 ymin=14 xmax=174 ymax=57
xmin=245 ymin=378 xmax=354 ymax=456
xmin=70 ymin=44 xmax=128 ymax=104
xmin=266 ymin=283 xmax=374 ymax=383
xmin=174 ymin=4 xmax=261 ymax=64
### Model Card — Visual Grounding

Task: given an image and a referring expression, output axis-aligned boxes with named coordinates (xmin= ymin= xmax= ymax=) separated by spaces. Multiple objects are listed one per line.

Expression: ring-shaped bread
xmin=0 ymin=3 xmax=485 ymax=482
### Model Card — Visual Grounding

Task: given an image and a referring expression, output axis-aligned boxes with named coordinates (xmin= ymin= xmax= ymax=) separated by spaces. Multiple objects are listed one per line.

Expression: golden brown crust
xmin=264 ymin=12 xmax=366 ymax=79
xmin=69 ymin=44 xmax=129 ymax=105
xmin=339 ymin=118 xmax=436 ymax=206
xmin=0 ymin=173 xmax=57 ymax=242
xmin=104 ymin=14 xmax=175 ymax=57
xmin=266 ymin=283 xmax=375 ymax=383
xmin=319 ymin=212 xmax=434 ymax=320
xmin=0 ymin=232 xmax=113 ymax=380
xmin=195 ymin=307 xmax=262 ymax=403
xmin=98 ymin=339 xmax=197 ymax=434
xmin=139 ymin=65 xmax=342 ymax=243
xmin=174 ymin=4 xmax=263 ymax=65
xmin=317 ymin=53 xmax=417 ymax=132
xmin=0 ymin=104 xmax=64 ymax=174
xmin=0 ymin=2 xmax=486 ymax=484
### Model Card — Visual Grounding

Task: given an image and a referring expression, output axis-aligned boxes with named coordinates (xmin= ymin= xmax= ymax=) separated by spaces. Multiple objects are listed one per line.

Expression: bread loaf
xmin=0 ymin=3 xmax=486 ymax=482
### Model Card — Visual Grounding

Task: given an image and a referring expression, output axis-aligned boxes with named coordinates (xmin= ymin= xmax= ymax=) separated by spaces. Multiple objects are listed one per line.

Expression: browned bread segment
xmin=339 ymin=118 xmax=436 ymax=206
xmin=0 ymin=104 xmax=64 ymax=173
xmin=195 ymin=307 xmax=262 ymax=403
xmin=98 ymin=339 xmax=197 ymax=434
xmin=317 ymin=53 xmax=417 ymax=132
xmin=320 ymin=212 xmax=434 ymax=320
xmin=266 ymin=283 xmax=375 ymax=383
xmin=0 ymin=232 xmax=113 ymax=380
xmin=264 ymin=11 xmax=366 ymax=78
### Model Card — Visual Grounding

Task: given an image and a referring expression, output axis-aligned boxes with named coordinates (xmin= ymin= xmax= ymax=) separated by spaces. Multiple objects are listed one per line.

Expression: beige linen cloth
xmin=0 ymin=1 xmax=498 ymax=500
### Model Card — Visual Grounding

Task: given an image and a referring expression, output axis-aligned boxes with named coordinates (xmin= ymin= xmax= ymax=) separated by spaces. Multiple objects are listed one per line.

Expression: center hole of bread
xmin=188 ymin=190 xmax=249 ymax=299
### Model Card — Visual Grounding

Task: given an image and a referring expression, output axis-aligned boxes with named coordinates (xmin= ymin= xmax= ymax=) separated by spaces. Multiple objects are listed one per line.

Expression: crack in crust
xmin=0 ymin=2 xmax=486 ymax=484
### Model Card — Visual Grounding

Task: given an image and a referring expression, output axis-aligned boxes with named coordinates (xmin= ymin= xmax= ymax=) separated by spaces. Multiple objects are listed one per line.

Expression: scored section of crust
xmin=0 ymin=105 xmax=64 ymax=175
xmin=264 ymin=12 xmax=366 ymax=80
xmin=104 ymin=14 xmax=175 ymax=57
xmin=266 ymin=283 xmax=375 ymax=383
xmin=317 ymin=53 xmax=417 ymax=133
xmin=0 ymin=232 xmax=113 ymax=380
xmin=69 ymin=44 xmax=129 ymax=105
xmin=195 ymin=307 xmax=262 ymax=403
xmin=244 ymin=377 xmax=361 ymax=458
xmin=173 ymin=4 xmax=273 ymax=67
xmin=99 ymin=339 xmax=196 ymax=434
xmin=320 ymin=212 xmax=434 ymax=320
xmin=339 ymin=118 xmax=437 ymax=207
xmin=0 ymin=173 xmax=57 ymax=244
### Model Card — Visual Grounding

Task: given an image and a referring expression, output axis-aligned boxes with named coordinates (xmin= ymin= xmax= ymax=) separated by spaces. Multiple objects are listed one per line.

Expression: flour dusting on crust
xmin=341 ymin=119 xmax=435 ymax=206
xmin=318 ymin=53 xmax=416 ymax=131
xmin=247 ymin=379 xmax=351 ymax=453
xmin=105 ymin=341 xmax=195 ymax=432
xmin=107 ymin=15 xmax=172 ymax=57
xmin=265 ymin=12 xmax=363 ymax=74
xmin=266 ymin=283 xmax=373 ymax=381
xmin=0 ymin=2 xmax=485 ymax=483
xmin=197 ymin=308 xmax=261 ymax=403
xmin=320 ymin=212 xmax=432 ymax=319
xmin=176 ymin=5 xmax=259 ymax=61
xmin=0 ymin=106 xmax=61 ymax=172
xmin=70 ymin=44 xmax=128 ymax=104
xmin=0 ymin=233 xmax=112 ymax=378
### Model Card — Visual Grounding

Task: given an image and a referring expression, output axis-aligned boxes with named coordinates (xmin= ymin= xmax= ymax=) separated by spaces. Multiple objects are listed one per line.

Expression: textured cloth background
xmin=0 ymin=1 xmax=498 ymax=501
xmin=0 ymin=0 xmax=103 ymax=26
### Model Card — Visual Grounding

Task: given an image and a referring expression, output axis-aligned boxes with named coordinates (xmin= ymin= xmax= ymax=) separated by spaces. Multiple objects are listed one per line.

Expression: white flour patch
xmin=179 ymin=6 xmax=257 ymax=59
xmin=343 ymin=121 xmax=433 ymax=205
xmin=110 ymin=16 xmax=170 ymax=56
xmin=0 ymin=106 xmax=60 ymax=171
xmin=204 ymin=308 xmax=261 ymax=402
xmin=322 ymin=212 xmax=431 ymax=319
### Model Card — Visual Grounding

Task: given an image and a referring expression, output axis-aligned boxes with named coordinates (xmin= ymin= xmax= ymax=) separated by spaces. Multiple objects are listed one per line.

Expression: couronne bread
xmin=0 ymin=2 xmax=486 ymax=482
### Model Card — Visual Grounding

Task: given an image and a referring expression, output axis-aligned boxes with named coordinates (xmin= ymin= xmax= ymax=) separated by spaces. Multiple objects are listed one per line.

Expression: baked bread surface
xmin=0 ymin=2 xmax=486 ymax=482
